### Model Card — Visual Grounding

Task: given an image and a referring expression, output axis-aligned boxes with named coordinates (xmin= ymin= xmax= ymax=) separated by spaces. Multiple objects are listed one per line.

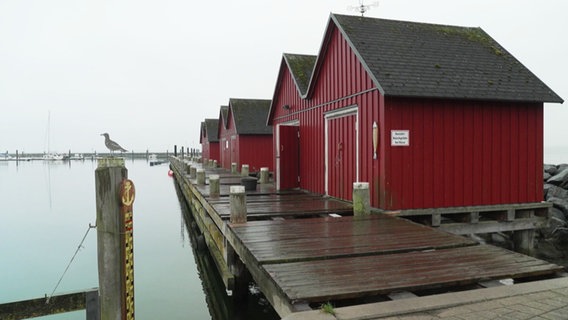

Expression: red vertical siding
xmin=271 ymin=27 xmax=378 ymax=203
xmin=208 ymin=142 xmax=219 ymax=162
xmin=237 ymin=135 xmax=273 ymax=173
xmin=383 ymin=98 xmax=544 ymax=210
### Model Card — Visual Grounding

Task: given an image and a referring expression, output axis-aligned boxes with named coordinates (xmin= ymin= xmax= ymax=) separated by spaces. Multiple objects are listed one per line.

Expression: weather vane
xmin=349 ymin=0 xmax=379 ymax=17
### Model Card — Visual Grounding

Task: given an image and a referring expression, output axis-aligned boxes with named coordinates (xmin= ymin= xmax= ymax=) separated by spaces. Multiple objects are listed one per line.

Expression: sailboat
xmin=43 ymin=111 xmax=64 ymax=161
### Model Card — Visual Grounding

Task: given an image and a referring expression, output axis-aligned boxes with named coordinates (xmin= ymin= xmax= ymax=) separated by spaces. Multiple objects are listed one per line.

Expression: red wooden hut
xmin=267 ymin=14 xmax=563 ymax=210
xmin=218 ymin=98 xmax=273 ymax=173
xmin=218 ymin=105 xmax=231 ymax=169
xmin=199 ymin=119 xmax=220 ymax=163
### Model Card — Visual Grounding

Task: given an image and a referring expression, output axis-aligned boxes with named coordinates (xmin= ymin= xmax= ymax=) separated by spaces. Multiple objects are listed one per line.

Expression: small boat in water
xmin=42 ymin=153 xmax=65 ymax=161
xmin=0 ymin=152 xmax=12 ymax=161
xmin=149 ymin=154 xmax=166 ymax=166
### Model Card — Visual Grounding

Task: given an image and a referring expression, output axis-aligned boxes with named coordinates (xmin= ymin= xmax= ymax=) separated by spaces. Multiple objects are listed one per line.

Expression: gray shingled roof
xmin=220 ymin=105 xmax=229 ymax=129
xmin=229 ymin=98 xmax=272 ymax=135
xmin=284 ymin=53 xmax=317 ymax=96
xmin=330 ymin=14 xmax=563 ymax=103
xmin=204 ymin=119 xmax=219 ymax=142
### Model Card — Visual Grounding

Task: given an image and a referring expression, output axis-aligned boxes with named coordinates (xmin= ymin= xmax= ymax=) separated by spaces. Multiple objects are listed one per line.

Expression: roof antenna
xmin=349 ymin=0 xmax=379 ymax=17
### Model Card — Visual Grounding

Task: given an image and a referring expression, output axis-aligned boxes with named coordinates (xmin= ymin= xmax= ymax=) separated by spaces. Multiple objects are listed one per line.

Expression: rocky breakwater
xmin=540 ymin=164 xmax=568 ymax=263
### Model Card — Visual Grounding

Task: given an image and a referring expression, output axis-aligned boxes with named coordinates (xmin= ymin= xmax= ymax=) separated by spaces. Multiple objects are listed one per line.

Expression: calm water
xmin=0 ymin=159 xmax=276 ymax=319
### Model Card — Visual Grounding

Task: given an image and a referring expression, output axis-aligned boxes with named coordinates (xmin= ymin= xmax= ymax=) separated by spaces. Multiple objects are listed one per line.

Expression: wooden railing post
xmin=209 ymin=174 xmax=220 ymax=198
xmin=353 ymin=182 xmax=371 ymax=216
xmin=230 ymin=186 xmax=247 ymax=223
xmin=241 ymin=164 xmax=249 ymax=177
xmin=95 ymin=158 xmax=127 ymax=320
xmin=196 ymin=169 xmax=206 ymax=185
xmin=259 ymin=167 xmax=269 ymax=184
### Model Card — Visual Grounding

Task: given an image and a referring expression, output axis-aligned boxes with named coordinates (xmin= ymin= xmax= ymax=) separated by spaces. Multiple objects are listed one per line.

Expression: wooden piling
xmin=353 ymin=182 xmax=371 ymax=216
xmin=513 ymin=210 xmax=535 ymax=256
xmin=231 ymin=162 xmax=238 ymax=174
xmin=95 ymin=157 xmax=127 ymax=320
xmin=190 ymin=166 xmax=197 ymax=179
xmin=259 ymin=167 xmax=269 ymax=184
xmin=213 ymin=159 xmax=218 ymax=168
xmin=196 ymin=169 xmax=206 ymax=185
xmin=230 ymin=186 xmax=247 ymax=224
xmin=209 ymin=174 xmax=220 ymax=198
xmin=185 ymin=162 xmax=192 ymax=176
xmin=241 ymin=164 xmax=249 ymax=177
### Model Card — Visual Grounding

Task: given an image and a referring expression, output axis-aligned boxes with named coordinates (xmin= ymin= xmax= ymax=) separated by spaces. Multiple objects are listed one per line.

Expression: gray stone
xmin=544 ymin=164 xmax=558 ymax=175
xmin=547 ymin=197 xmax=568 ymax=216
xmin=547 ymin=168 xmax=568 ymax=188
xmin=545 ymin=185 xmax=568 ymax=201
xmin=542 ymin=216 xmax=567 ymax=238
xmin=536 ymin=240 xmax=565 ymax=260
xmin=552 ymin=228 xmax=568 ymax=246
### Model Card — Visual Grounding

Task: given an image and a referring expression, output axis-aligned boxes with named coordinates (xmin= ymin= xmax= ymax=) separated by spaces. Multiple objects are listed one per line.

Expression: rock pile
xmin=540 ymin=164 xmax=568 ymax=261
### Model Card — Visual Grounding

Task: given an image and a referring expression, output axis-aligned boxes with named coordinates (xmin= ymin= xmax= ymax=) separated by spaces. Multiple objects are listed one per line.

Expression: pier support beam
xmin=230 ymin=186 xmax=247 ymax=224
xmin=95 ymin=158 xmax=127 ymax=320
xmin=513 ymin=210 xmax=535 ymax=256
xmin=231 ymin=162 xmax=238 ymax=174
xmin=259 ymin=167 xmax=269 ymax=184
xmin=353 ymin=182 xmax=371 ymax=216
xmin=196 ymin=169 xmax=206 ymax=185
xmin=209 ymin=175 xmax=220 ymax=198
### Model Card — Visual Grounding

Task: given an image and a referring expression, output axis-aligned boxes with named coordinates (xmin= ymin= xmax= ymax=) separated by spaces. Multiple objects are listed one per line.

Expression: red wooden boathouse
xmin=267 ymin=14 xmax=563 ymax=210
xmin=200 ymin=119 xmax=220 ymax=163
xmin=218 ymin=98 xmax=273 ymax=173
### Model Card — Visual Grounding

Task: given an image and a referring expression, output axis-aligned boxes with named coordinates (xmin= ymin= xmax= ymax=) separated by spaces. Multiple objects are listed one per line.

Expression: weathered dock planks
xmin=170 ymin=158 xmax=564 ymax=318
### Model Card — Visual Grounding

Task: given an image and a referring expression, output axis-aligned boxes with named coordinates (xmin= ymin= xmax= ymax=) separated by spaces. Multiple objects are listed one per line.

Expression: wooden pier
xmin=170 ymin=157 xmax=564 ymax=318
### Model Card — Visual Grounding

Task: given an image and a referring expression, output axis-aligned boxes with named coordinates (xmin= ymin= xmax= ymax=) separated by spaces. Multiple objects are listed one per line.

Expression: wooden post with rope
xmin=95 ymin=157 xmax=135 ymax=320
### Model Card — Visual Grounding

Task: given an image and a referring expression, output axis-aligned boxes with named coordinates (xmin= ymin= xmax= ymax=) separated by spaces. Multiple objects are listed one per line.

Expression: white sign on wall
xmin=391 ymin=130 xmax=410 ymax=146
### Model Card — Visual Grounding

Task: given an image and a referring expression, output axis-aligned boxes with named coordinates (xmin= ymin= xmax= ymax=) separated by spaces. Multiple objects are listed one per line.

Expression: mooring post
xmin=95 ymin=158 xmax=127 ymax=320
xmin=209 ymin=174 xmax=220 ymax=198
xmin=174 ymin=145 xmax=177 ymax=157
xmin=185 ymin=162 xmax=192 ymax=176
xmin=241 ymin=164 xmax=249 ymax=177
xmin=213 ymin=159 xmax=218 ymax=168
xmin=230 ymin=186 xmax=247 ymax=224
xmin=190 ymin=166 xmax=197 ymax=180
xmin=259 ymin=167 xmax=269 ymax=184
xmin=196 ymin=169 xmax=206 ymax=185
xmin=231 ymin=162 xmax=238 ymax=174
xmin=208 ymin=159 xmax=214 ymax=168
xmin=353 ymin=182 xmax=371 ymax=216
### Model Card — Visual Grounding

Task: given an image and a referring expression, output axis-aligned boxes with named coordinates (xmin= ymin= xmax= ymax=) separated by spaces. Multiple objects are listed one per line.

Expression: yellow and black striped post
xmin=120 ymin=179 xmax=135 ymax=320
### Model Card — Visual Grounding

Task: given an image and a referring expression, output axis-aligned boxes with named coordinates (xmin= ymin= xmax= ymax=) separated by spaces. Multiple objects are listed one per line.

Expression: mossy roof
xmin=284 ymin=53 xmax=317 ymax=95
xmin=329 ymin=14 xmax=563 ymax=103
xmin=229 ymin=98 xmax=272 ymax=135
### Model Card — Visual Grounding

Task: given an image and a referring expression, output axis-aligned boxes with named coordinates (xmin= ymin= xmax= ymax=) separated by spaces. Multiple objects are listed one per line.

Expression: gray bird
xmin=100 ymin=133 xmax=127 ymax=153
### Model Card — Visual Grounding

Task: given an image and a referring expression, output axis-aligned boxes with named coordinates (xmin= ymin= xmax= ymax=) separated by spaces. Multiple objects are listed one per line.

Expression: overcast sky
xmin=0 ymin=0 xmax=566 ymax=154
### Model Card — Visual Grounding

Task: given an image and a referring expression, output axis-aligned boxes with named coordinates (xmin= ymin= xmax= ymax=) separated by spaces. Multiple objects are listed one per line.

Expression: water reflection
xmin=173 ymin=181 xmax=279 ymax=320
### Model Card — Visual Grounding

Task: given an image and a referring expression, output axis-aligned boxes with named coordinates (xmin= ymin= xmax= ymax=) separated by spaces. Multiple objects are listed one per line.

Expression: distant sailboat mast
xmin=43 ymin=110 xmax=63 ymax=160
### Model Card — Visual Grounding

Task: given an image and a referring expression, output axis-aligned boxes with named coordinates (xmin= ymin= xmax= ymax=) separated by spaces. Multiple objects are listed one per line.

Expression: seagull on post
xmin=100 ymin=133 xmax=127 ymax=154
